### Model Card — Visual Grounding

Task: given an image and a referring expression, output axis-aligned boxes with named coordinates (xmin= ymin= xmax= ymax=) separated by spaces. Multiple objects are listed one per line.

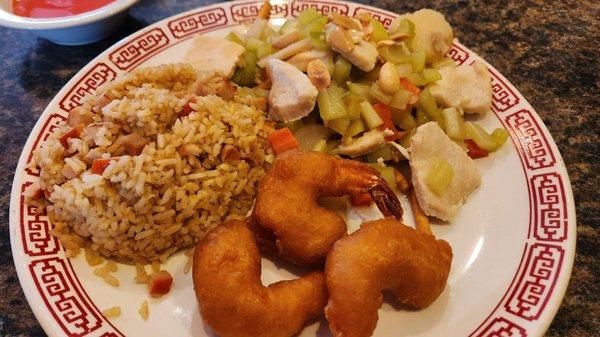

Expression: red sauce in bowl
xmin=12 ymin=0 xmax=117 ymax=18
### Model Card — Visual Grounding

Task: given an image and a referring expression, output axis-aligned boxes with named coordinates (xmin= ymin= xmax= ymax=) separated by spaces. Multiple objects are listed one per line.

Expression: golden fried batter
xmin=253 ymin=149 xmax=402 ymax=265
xmin=325 ymin=218 xmax=452 ymax=337
xmin=193 ymin=220 xmax=327 ymax=337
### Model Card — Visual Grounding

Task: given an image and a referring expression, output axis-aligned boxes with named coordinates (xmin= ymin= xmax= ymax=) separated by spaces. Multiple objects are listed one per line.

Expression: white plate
xmin=10 ymin=1 xmax=576 ymax=336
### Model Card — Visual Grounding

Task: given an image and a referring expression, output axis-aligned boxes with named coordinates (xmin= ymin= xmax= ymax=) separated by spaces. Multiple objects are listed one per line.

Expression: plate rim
xmin=9 ymin=1 xmax=577 ymax=336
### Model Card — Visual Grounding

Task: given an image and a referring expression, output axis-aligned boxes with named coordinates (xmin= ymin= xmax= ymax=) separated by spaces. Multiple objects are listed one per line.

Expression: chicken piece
xmin=266 ymin=59 xmax=318 ymax=122
xmin=409 ymin=122 xmax=481 ymax=220
xmin=184 ymin=35 xmax=245 ymax=80
xmin=287 ymin=50 xmax=334 ymax=72
xmin=428 ymin=61 xmax=492 ymax=114
xmin=325 ymin=24 xmax=378 ymax=72
xmin=112 ymin=133 xmax=149 ymax=156
xmin=393 ymin=9 xmax=454 ymax=63
xmin=335 ymin=129 xmax=387 ymax=157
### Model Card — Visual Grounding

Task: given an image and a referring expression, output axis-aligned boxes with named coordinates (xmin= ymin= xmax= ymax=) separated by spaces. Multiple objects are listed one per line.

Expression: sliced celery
xmin=234 ymin=52 xmax=258 ymax=86
xmin=491 ymin=128 xmax=510 ymax=148
xmin=378 ymin=44 xmax=412 ymax=64
xmin=389 ymin=89 xmax=410 ymax=110
xmin=369 ymin=19 xmax=389 ymax=42
xmin=245 ymin=37 xmax=264 ymax=52
xmin=418 ymin=89 xmax=443 ymax=126
xmin=441 ymin=107 xmax=465 ymax=140
xmin=298 ymin=8 xmax=320 ymax=26
xmin=256 ymin=44 xmax=275 ymax=59
xmin=327 ymin=118 xmax=350 ymax=135
xmin=261 ymin=26 xmax=278 ymax=41
xmin=226 ymin=32 xmax=244 ymax=46
xmin=396 ymin=63 xmax=413 ymax=78
xmin=309 ymin=31 xmax=328 ymax=50
xmin=305 ymin=15 xmax=327 ymax=34
xmin=410 ymin=50 xmax=426 ymax=72
xmin=369 ymin=164 xmax=396 ymax=188
xmin=317 ymin=84 xmax=347 ymax=121
xmin=392 ymin=18 xmax=415 ymax=39
xmin=406 ymin=72 xmax=426 ymax=86
xmin=347 ymin=82 xmax=371 ymax=99
xmin=312 ymin=138 xmax=328 ymax=152
xmin=360 ymin=101 xmax=384 ymax=129
xmin=369 ymin=83 xmax=393 ymax=105
xmin=367 ymin=145 xmax=393 ymax=162
xmin=279 ymin=19 xmax=300 ymax=35
xmin=432 ymin=57 xmax=456 ymax=69
xmin=333 ymin=56 xmax=352 ymax=84
xmin=345 ymin=119 xmax=365 ymax=138
xmin=343 ymin=92 xmax=365 ymax=120
xmin=426 ymin=159 xmax=454 ymax=196
xmin=422 ymin=68 xmax=442 ymax=83
xmin=416 ymin=106 xmax=432 ymax=126
xmin=394 ymin=110 xmax=417 ymax=130
xmin=464 ymin=122 xmax=498 ymax=151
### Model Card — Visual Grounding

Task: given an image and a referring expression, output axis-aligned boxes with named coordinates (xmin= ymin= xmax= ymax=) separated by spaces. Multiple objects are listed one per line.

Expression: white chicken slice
xmin=184 ymin=35 xmax=245 ymax=80
xmin=410 ymin=122 xmax=481 ymax=220
xmin=266 ymin=58 xmax=318 ymax=122
xmin=335 ymin=129 xmax=388 ymax=157
xmin=392 ymin=9 xmax=453 ymax=63
xmin=324 ymin=24 xmax=378 ymax=72
xmin=429 ymin=60 xmax=493 ymax=114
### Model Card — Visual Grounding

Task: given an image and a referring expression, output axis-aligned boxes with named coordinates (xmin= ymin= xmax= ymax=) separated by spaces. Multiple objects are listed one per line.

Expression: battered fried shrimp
xmin=193 ymin=220 xmax=327 ymax=337
xmin=325 ymin=218 xmax=452 ymax=337
xmin=253 ymin=149 xmax=402 ymax=265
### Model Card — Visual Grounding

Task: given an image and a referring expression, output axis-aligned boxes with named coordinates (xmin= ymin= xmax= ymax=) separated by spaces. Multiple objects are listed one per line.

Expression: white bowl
xmin=0 ymin=0 xmax=139 ymax=45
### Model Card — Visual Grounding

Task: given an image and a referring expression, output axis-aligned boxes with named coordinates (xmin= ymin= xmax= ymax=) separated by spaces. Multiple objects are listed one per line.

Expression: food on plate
xmin=184 ymin=35 xmax=246 ymax=81
xmin=102 ymin=306 xmax=122 ymax=318
xmin=31 ymin=63 xmax=274 ymax=262
xmin=138 ymin=300 xmax=149 ymax=320
xmin=409 ymin=122 xmax=481 ymax=220
xmin=428 ymin=60 xmax=493 ymax=114
xmin=324 ymin=217 xmax=452 ymax=337
xmin=147 ymin=270 xmax=174 ymax=297
xmin=193 ymin=220 xmax=327 ymax=337
xmin=225 ymin=5 xmax=509 ymax=222
xmin=253 ymin=149 xmax=402 ymax=265
xmin=266 ymin=58 xmax=318 ymax=121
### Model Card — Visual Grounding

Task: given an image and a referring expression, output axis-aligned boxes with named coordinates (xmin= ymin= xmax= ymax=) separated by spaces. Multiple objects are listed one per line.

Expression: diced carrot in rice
xmin=148 ymin=270 xmax=173 ymax=298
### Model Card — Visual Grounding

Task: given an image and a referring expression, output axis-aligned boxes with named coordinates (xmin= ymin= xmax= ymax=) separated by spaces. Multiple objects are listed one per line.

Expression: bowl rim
xmin=0 ymin=0 xmax=139 ymax=30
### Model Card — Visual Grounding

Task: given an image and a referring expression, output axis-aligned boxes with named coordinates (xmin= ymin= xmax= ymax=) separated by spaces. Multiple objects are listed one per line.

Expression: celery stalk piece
xmin=309 ymin=31 xmax=329 ymax=50
xmin=343 ymin=92 xmax=366 ymax=120
xmin=369 ymin=164 xmax=397 ymax=188
xmin=360 ymin=101 xmax=384 ymax=129
xmin=418 ymin=88 xmax=444 ymax=126
xmin=426 ymin=159 xmax=454 ymax=196
xmin=234 ymin=52 xmax=258 ymax=87
xmin=226 ymin=32 xmax=244 ymax=46
xmin=345 ymin=119 xmax=365 ymax=138
xmin=441 ymin=107 xmax=465 ymax=140
xmin=464 ymin=122 xmax=498 ymax=151
xmin=347 ymin=82 xmax=371 ymax=100
xmin=389 ymin=89 xmax=410 ymax=110
xmin=410 ymin=50 xmax=426 ymax=72
xmin=245 ymin=37 xmax=264 ymax=52
xmin=392 ymin=19 xmax=415 ymax=39
xmin=312 ymin=138 xmax=328 ymax=152
xmin=327 ymin=118 xmax=350 ymax=135
xmin=491 ymin=128 xmax=510 ymax=148
xmin=369 ymin=83 xmax=393 ymax=105
xmin=367 ymin=145 xmax=394 ymax=162
xmin=432 ymin=57 xmax=456 ymax=69
xmin=396 ymin=63 xmax=413 ymax=78
xmin=304 ymin=15 xmax=327 ymax=34
xmin=279 ymin=19 xmax=300 ymax=35
xmin=256 ymin=44 xmax=275 ymax=59
xmin=422 ymin=68 xmax=442 ymax=83
xmin=298 ymin=8 xmax=321 ymax=26
xmin=318 ymin=84 xmax=347 ymax=121
xmin=262 ymin=26 xmax=278 ymax=41
xmin=379 ymin=44 xmax=412 ymax=64
xmin=406 ymin=72 xmax=426 ymax=86
xmin=416 ymin=106 xmax=432 ymax=126
xmin=333 ymin=56 xmax=352 ymax=84
xmin=368 ymin=19 xmax=389 ymax=42
xmin=395 ymin=111 xmax=417 ymax=130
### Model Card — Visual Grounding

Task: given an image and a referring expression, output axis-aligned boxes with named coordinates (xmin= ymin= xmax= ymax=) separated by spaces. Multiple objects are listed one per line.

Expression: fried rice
xmin=30 ymin=63 xmax=274 ymax=263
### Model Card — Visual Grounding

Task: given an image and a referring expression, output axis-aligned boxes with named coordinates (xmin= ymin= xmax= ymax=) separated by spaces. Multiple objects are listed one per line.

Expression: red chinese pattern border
xmin=16 ymin=2 xmax=570 ymax=337
xmin=20 ymin=182 xmax=59 ymax=257
xmin=108 ymin=27 xmax=170 ymax=71
xmin=505 ymin=109 xmax=557 ymax=170
xmin=58 ymin=63 xmax=117 ymax=112
xmin=167 ymin=7 xmax=229 ymax=39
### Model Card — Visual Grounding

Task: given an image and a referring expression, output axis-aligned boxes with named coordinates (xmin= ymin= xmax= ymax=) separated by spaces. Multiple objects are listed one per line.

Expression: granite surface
xmin=0 ymin=0 xmax=597 ymax=336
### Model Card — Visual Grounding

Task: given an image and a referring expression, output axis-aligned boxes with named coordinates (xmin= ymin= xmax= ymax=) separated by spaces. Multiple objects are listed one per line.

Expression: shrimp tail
xmin=370 ymin=181 xmax=403 ymax=219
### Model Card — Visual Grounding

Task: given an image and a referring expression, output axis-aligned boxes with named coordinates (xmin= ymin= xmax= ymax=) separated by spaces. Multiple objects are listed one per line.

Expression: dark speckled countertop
xmin=0 ymin=1 xmax=598 ymax=336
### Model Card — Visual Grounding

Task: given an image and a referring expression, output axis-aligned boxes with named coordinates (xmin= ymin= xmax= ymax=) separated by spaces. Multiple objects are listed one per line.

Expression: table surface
xmin=0 ymin=0 xmax=598 ymax=336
